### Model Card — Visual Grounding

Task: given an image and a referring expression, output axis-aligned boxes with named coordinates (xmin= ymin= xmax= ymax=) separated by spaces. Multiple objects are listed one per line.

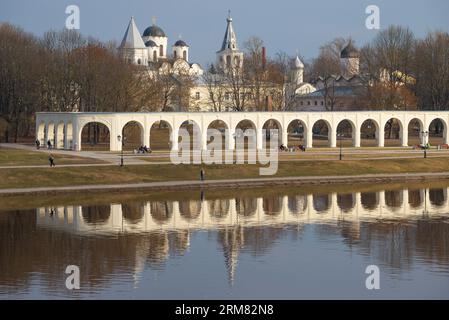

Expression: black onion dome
xmin=143 ymin=25 xmax=166 ymax=37
xmin=174 ymin=40 xmax=189 ymax=47
xmin=341 ymin=41 xmax=359 ymax=58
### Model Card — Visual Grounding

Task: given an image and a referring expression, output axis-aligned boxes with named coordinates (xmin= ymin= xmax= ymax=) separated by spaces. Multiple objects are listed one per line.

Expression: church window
xmin=307 ymin=101 xmax=310 ymax=106
xmin=159 ymin=45 xmax=164 ymax=57
xmin=174 ymin=51 xmax=177 ymax=59
xmin=300 ymin=101 xmax=304 ymax=106
xmin=137 ymin=59 xmax=141 ymax=65
xmin=226 ymin=55 xmax=231 ymax=67
xmin=234 ymin=56 xmax=240 ymax=65
xmin=153 ymin=51 xmax=157 ymax=61
xmin=321 ymin=101 xmax=324 ymax=106
xmin=314 ymin=100 xmax=317 ymax=106
xmin=183 ymin=50 xmax=187 ymax=60
xmin=195 ymin=92 xmax=201 ymax=100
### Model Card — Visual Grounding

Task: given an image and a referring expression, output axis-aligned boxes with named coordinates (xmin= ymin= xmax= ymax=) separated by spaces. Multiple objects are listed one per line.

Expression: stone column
xmin=330 ymin=126 xmax=337 ymax=148
xmin=306 ymin=129 xmax=313 ymax=148
xmin=354 ymin=126 xmax=361 ymax=147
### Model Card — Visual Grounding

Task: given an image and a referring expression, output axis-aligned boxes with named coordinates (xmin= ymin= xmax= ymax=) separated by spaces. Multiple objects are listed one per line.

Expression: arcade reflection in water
xmin=1 ymin=186 xmax=449 ymax=297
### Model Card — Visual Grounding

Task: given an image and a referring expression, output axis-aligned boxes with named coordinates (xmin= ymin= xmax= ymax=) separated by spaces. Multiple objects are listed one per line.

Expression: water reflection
xmin=1 ymin=186 xmax=449 ymax=299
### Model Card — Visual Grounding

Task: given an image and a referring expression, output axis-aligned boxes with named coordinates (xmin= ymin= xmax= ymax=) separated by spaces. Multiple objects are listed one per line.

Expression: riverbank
xmin=1 ymin=167 xmax=449 ymax=196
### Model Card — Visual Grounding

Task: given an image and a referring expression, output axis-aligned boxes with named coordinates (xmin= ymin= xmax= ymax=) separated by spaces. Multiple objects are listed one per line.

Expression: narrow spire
xmin=219 ymin=10 xmax=238 ymax=52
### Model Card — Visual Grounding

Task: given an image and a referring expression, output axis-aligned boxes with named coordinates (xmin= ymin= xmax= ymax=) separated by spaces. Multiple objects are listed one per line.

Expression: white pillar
xmin=227 ymin=128 xmax=235 ymax=150
xmin=378 ymin=129 xmax=384 ymax=147
xmin=402 ymin=128 xmax=408 ymax=147
xmin=306 ymin=129 xmax=313 ymax=148
xmin=281 ymin=129 xmax=288 ymax=147
xmin=256 ymin=128 xmax=263 ymax=150
xmin=354 ymin=126 xmax=361 ymax=147
xmin=143 ymin=124 xmax=150 ymax=148
xmin=330 ymin=126 xmax=337 ymax=148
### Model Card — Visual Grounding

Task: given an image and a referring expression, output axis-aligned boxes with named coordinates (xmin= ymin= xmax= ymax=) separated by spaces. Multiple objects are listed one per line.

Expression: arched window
xmin=226 ymin=55 xmax=231 ymax=67
xmin=174 ymin=51 xmax=177 ymax=59
xmin=153 ymin=51 xmax=157 ymax=61
xmin=183 ymin=50 xmax=187 ymax=60
xmin=137 ymin=59 xmax=141 ymax=65
xmin=159 ymin=45 xmax=164 ymax=57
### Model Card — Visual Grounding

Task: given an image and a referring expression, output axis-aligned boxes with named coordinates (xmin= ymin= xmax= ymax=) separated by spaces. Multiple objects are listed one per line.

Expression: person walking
xmin=200 ymin=168 xmax=205 ymax=181
xmin=47 ymin=140 xmax=52 ymax=149
xmin=35 ymin=139 xmax=40 ymax=150
xmin=49 ymin=154 xmax=55 ymax=167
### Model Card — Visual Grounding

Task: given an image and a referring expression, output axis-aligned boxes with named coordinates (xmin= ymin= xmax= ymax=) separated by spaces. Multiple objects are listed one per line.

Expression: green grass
xmin=2 ymin=157 xmax=449 ymax=189
xmin=0 ymin=148 xmax=104 ymax=166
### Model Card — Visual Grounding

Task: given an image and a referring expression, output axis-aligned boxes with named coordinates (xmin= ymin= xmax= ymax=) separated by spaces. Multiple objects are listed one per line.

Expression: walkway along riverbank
xmin=1 ymin=172 xmax=449 ymax=196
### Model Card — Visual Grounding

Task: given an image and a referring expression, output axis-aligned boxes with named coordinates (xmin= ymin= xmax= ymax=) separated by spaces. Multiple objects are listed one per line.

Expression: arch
xmin=262 ymin=118 xmax=282 ymax=148
xmin=360 ymin=119 xmax=380 ymax=147
xmin=37 ymin=122 xmax=46 ymax=146
xmin=150 ymin=120 xmax=173 ymax=151
xmin=287 ymin=119 xmax=307 ymax=148
xmin=208 ymin=199 xmax=230 ymax=220
xmin=235 ymin=119 xmax=257 ymax=151
xmin=81 ymin=205 xmax=111 ymax=225
xmin=312 ymin=119 xmax=332 ymax=148
xmin=337 ymin=193 xmax=355 ymax=212
xmin=263 ymin=196 xmax=282 ymax=216
xmin=385 ymin=190 xmax=403 ymax=211
xmin=178 ymin=119 xmax=202 ymax=150
xmin=361 ymin=192 xmax=379 ymax=210
xmin=46 ymin=122 xmax=55 ymax=149
xmin=121 ymin=120 xmax=145 ymax=151
xmin=336 ymin=119 xmax=356 ymax=147
xmin=383 ymin=118 xmax=404 ymax=147
xmin=122 ymin=203 xmax=145 ymax=224
xmin=407 ymin=118 xmax=424 ymax=146
xmin=408 ymin=189 xmax=424 ymax=208
xmin=207 ymin=119 xmax=229 ymax=150
xmin=288 ymin=195 xmax=307 ymax=214
xmin=235 ymin=197 xmax=257 ymax=217
xmin=313 ymin=194 xmax=331 ymax=213
xmin=153 ymin=50 xmax=157 ymax=61
xmin=429 ymin=188 xmax=446 ymax=207
xmin=428 ymin=118 xmax=447 ymax=147
xmin=55 ymin=121 xmax=65 ymax=149
xmin=159 ymin=45 xmax=164 ymax=57
xmin=79 ymin=121 xmax=111 ymax=151
xmin=179 ymin=200 xmax=201 ymax=221
xmin=183 ymin=50 xmax=187 ymax=60
xmin=150 ymin=201 xmax=173 ymax=224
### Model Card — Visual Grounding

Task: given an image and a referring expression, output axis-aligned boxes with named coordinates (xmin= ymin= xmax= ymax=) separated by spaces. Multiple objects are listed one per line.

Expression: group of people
xmin=279 ymin=144 xmax=306 ymax=152
xmin=35 ymin=139 xmax=54 ymax=150
xmin=135 ymin=145 xmax=151 ymax=154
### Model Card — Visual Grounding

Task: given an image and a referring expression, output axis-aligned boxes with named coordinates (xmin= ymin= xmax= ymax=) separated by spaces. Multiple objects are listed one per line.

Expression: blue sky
xmin=1 ymin=0 xmax=448 ymax=65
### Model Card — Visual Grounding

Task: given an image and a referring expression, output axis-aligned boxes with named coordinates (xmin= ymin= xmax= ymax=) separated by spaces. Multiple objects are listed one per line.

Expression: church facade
xmin=118 ymin=14 xmax=316 ymax=112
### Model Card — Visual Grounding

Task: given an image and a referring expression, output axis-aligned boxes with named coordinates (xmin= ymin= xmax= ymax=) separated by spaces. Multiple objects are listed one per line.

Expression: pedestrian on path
xmin=49 ymin=154 xmax=55 ymax=167
xmin=35 ymin=140 xmax=40 ymax=150
xmin=200 ymin=168 xmax=205 ymax=181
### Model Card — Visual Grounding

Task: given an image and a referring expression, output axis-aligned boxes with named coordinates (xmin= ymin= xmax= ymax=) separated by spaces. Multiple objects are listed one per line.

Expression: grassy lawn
xmin=1 ymin=157 xmax=449 ymax=189
xmin=0 ymin=148 xmax=104 ymax=166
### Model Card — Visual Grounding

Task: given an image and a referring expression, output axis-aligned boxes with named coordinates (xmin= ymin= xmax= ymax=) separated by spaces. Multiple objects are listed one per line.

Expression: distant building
xmin=294 ymin=40 xmax=365 ymax=111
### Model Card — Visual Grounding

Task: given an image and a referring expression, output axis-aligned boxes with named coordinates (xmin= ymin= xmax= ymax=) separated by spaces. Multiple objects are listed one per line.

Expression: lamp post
xmin=421 ymin=130 xmax=428 ymax=158
xmin=338 ymin=133 xmax=343 ymax=160
xmin=117 ymin=135 xmax=125 ymax=166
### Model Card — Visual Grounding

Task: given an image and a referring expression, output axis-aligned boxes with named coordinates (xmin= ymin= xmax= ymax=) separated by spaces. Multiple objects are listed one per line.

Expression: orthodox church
xmin=119 ymin=16 xmax=203 ymax=76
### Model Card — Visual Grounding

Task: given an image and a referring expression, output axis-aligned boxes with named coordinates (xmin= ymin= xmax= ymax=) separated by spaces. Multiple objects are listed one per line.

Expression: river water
xmin=1 ymin=183 xmax=448 ymax=299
